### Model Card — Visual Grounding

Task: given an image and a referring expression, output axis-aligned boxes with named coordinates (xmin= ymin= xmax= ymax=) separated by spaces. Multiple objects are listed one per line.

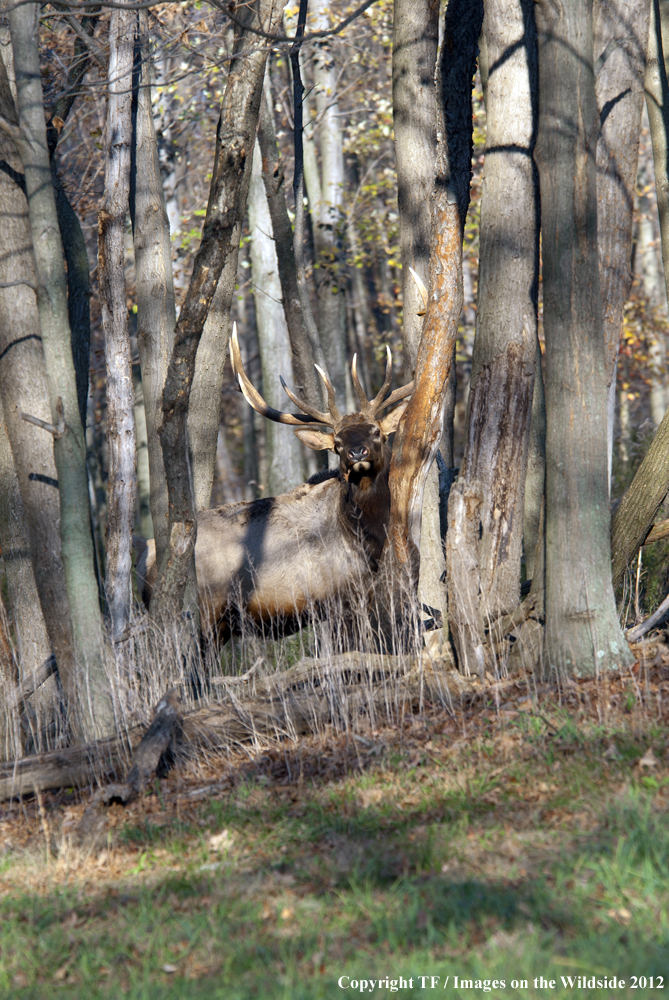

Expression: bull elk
xmin=138 ymin=327 xmax=414 ymax=644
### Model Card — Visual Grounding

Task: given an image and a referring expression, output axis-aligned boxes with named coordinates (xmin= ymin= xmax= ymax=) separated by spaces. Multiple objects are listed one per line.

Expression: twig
xmin=20 ymin=413 xmax=62 ymax=437
xmin=210 ymin=0 xmax=377 ymax=45
xmin=626 ymin=588 xmax=669 ymax=642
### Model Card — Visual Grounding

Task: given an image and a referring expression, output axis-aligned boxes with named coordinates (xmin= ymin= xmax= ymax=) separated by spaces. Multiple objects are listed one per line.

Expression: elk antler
xmin=230 ymin=325 xmax=335 ymax=427
xmin=230 ymin=324 xmax=413 ymax=427
xmin=351 ymin=346 xmax=415 ymax=417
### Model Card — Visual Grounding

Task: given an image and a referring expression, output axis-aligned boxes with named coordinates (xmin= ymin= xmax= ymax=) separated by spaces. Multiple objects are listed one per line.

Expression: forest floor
xmin=0 ymin=649 xmax=668 ymax=999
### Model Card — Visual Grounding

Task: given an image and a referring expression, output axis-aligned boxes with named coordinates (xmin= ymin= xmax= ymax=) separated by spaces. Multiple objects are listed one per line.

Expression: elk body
xmin=137 ymin=329 xmax=413 ymax=644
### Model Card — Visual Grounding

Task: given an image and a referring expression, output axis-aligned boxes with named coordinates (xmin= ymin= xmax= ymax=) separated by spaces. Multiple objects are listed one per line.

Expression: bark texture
xmin=0 ymin=42 xmax=77 ymax=691
xmin=257 ymin=77 xmax=319 ymax=408
xmin=152 ymin=0 xmax=286 ymax=622
xmin=310 ymin=0 xmax=347 ymax=402
xmin=130 ymin=9 xmax=177 ymax=567
xmin=9 ymin=4 xmax=112 ymax=736
xmin=447 ymin=0 xmax=540 ymax=674
xmin=387 ymin=0 xmax=483 ymax=595
xmin=0 ymin=403 xmax=52 ymax=760
xmin=594 ymin=0 xmax=651 ymax=470
xmin=611 ymin=407 xmax=669 ymax=585
xmin=646 ymin=0 xmax=669 ymax=335
xmin=392 ymin=0 xmax=446 ymax=624
xmin=248 ymin=140 xmax=303 ymax=495
xmin=392 ymin=0 xmax=439 ymax=372
xmin=535 ymin=0 xmax=633 ymax=675
xmin=99 ymin=2 xmax=137 ymax=639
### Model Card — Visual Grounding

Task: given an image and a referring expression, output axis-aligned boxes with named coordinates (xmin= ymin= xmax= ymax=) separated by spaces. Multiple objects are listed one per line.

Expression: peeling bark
xmin=386 ymin=0 xmax=483 ymax=600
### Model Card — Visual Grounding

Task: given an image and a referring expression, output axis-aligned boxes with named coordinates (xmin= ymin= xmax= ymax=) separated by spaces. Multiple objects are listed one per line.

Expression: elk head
xmin=229 ymin=327 xmax=414 ymax=484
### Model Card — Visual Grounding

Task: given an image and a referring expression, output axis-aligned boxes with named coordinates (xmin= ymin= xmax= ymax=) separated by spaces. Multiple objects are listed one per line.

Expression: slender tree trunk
xmin=0 ymin=402 xmax=52 ymax=760
xmin=386 ymin=0 xmax=483 ymax=606
xmin=0 ymin=39 xmax=78 ymax=698
xmin=535 ymin=0 xmax=633 ymax=675
xmin=152 ymin=0 xmax=286 ymax=622
xmin=594 ymin=0 xmax=650 ymax=476
xmin=133 ymin=372 xmax=153 ymax=539
xmin=646 ymin=0 xmax=669 ymax=424
xmin=9 ymin=4 xmax=113 ymax=737
xmin=611 ymin=408 xmax=669 ymax=585
xmin=636 ymin=106 xmax=667 ymax=425
xmin=447 ymin=0 xmax=540 ymax=674
xmin=249 ymin=140 xmax=303 ymax=495
xmin=392 ymin=0 xmax=447 ymax=627
xmin=99 ymin=2 xmax=137 ymax=640
xmin=257 ymin=75 xmax=320 ymax=409
xmin=130 ymin=9 xmax=177 ymax=568
xmin=392 ymin=0 xmax=438 ymax=373
xmin=189 ymin=258 xmax=238 ymax=512
xmin=310 ymin=0 xmax=347 ymax=402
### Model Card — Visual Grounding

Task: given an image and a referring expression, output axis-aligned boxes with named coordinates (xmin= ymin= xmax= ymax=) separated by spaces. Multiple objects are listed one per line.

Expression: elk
xmin=137 ymin=327 xmax=414 ymax=644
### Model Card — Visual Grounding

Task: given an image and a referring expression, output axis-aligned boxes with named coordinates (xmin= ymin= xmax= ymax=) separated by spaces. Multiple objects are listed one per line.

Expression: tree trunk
xmin=0 ymin=402 xmax=53 ymax=760
xmin=611 ymin=407 xmax=669 ymax=585
xmin=152 ymin=0 xmax=286 ymax=623
xmin=9 ymin=4 xmax=112 ymax=737
xmin=99 ymin=2 xmax=137 ymax=641
xmin=447 ymin=0 xmax=540 ymax=674
xmin=249 ymin=140 xmax=303 ymax=495
xmin=646 ymin=0 xmax=669 ymax=424
xmin=133 ymin=371 xmax=153 ymax=540
xmin=594 ymin=0 xmax=651 ymax=475
xmin=257 ymin=76 xmax=320 ymax=409
xmin=189 ymin=236 xmax=239 ymax=512
xmin=535 ymin=0 xmax=633 ymax=675
xmin=392 ymin=0 xmax=447 ymax=628
xmin=386 ymin=0 xmax=483 ymax=607
xmin=130 ymin=9 xmax=177 ymax=568
xmin=310 ymin=0 xmax=347 ymax=402
xmin=0 ymin=39 xmax=78 ymax=700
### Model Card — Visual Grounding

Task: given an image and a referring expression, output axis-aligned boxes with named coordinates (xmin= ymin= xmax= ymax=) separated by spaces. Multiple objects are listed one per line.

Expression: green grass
xmin=0 ymin=717 xmax=668 ymax=999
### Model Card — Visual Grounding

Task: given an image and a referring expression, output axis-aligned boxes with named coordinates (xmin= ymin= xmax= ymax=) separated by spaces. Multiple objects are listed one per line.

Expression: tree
xmin=0 ymin=35 xmax=78 ymax=702
xmin=392 ymin=0 xmax=447 ymax=631
xmin=8 ymin=1 xmax=113 ymax=737
xmin=98 ymin=0 xmax=137 ymax=641
xmin=151 ymin=0 xmax=287 ymax=623
xmin=386 ymin=0 xmax=484 ymax=640
xmin=535 ymin=0 xmax=633 ymax=675
xmin=130 ymin=8 xmax=177 ymax=568
xmin=446 ymin=0 xmax=540 ymax=675
xmin=248 ymin=140 xmax=303 ymax=495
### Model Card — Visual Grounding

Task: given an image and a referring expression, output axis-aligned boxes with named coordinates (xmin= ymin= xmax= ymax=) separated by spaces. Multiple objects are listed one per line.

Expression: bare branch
xmin=210 ymin=0 xmax=377 ymax=44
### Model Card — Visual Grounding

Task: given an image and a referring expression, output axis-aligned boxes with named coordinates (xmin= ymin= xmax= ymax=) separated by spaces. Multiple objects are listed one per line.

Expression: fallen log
xmin=0 ymin=653 xmax=478 ymax=802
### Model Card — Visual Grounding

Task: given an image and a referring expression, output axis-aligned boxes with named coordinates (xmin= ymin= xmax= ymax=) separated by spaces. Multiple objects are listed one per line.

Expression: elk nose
xmin=348 ymin=445 xmax=369 ymax=462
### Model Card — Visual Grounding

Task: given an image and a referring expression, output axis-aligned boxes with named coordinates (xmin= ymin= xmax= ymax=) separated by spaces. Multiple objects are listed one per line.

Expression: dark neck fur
xmin=338 ymin=448 xmax=391 ymax=569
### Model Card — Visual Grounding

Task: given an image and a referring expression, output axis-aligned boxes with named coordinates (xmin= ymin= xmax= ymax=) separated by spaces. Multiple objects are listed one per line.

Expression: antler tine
xmin=374 ymin=379 xmax=415 ymax=413
xmin=369 ymin=345 xmax=393 ymax=414
xmin=351 ymin=353 xmax=370 ymax=413
xmin=279 ymin=376 xmax=332 ymax=425
xmin=229 ymin=325 xmax=322 ymax=427
xmin=314 ymin=364 xmax=342 ymax=425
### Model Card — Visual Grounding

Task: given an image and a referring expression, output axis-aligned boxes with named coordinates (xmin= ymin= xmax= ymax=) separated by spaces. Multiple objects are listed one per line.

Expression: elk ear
xmin=294 ymin=428 xmax=336 ymax=451
xmin=378 ymin=400 xmax=409 ymax=436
